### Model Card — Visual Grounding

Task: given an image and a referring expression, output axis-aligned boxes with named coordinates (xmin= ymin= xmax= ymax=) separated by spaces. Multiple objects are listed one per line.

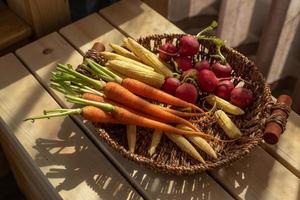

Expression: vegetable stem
xmin=86 ymin=58 xmax=123 ymax=84
xmin=56 ymin=64 xmax=106 ymax=90
xmin=24 ymin=108 xmax=82 ymax=122
xmin=65 ymin=95 xmax=115 ymax=112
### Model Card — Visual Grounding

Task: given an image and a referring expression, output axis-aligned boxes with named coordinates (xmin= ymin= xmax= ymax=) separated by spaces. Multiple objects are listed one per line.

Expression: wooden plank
xmin=0 ymin=53 xmax=140 ymax=200
xmin=0 ymin=4 xmax=32 ymax=50
xmin=99 ymin=0 xmax=182 ymax=37
xmin=217 ymin=0 xmax=256 ymax=47
xmin=100 ymin=0 xmax=300 ymax=198
xmin=60 ymin=13 xmax=124 ymax=54
xmin=7 ymin=0 xmax=70 ymax=36
xmin=210 ymin=147 xmax=300 ymax=200
xmin=17 ymin=18 xmax=233 ymax=200
xmin=0 ymin=116 xmax=61 ymax=200
xmin=266 ymin=0 xmax=300 ymax=83
xmin=255 ymin=0 xmax=300 ymax=82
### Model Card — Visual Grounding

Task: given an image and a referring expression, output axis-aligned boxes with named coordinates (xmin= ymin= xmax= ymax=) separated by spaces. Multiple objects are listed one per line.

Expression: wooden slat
xmin=0 ymin=4 xmax=32 ymax=50
xmin=99 ymin=0 xmax=182 ymax=37
xmin=60 ymin=13 xmax=124 ymax=54
xmin=256 ymin=0 xmax=300 ymax=82
xmin=211 ymin=147 xmax=300 ymax=200
xmin=217 ymin=0 xmax=257 ymax=47
xmin=0 ymin=53 xmax=140 ymax=200
xmin=100 ymin=0 xmax=300 ymax=198
xmin=7 ymin=0 xmax=70 ymax=36
xmin=17 ymin=16 xmax=233 ymax=200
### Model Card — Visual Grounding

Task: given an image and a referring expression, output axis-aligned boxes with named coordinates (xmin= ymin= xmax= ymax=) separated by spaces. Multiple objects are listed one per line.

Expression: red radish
xmin=162 ymin=77 xmax=181 ymax=95
xmin=230 ymin=87 xmax=253 ymax=108
xmin=194 ymin=60 xmax=210 ymax=72
xmin=197 ymin=69 xmax=219 ymax=92
xmin=159 ymin=43 xmax=178 ymax=61
xmin=175 ymin=57 xmax=193 ymax=71
xmin=211 ymin=62 xmax=232 ymax=78
xmin=175 ymin=83 xmax=198 ymax=104
xmin=178 ymin=35 xmax=200 ymax=56
xmin=214 ymin=80 xmax=234 ymax=100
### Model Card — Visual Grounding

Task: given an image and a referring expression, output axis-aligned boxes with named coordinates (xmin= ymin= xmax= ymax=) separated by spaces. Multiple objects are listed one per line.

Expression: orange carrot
xmin=121 ymin=78 xmax=204 ymax=112
xmin=82 ymin=93 xmax=205 ymax=118
xmin=103 ymin=82 xmax=199 ymax=131
xmin=82 ymin=106 xmax=118 ymax=123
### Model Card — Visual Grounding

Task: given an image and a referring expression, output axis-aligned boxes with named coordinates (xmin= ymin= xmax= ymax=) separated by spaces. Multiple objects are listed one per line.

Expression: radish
xmin=194 ymin=60 xmax=210 ymax=72
xmin=214 ymin=80 xmax=234 ymax=100
xmin=175 ymin=83 xmax=198 ymax=104
xmin=211 ymin=62 xmax=232 ymax=78
xmin=162 ymin=77 xmax=181 ymax=95
xmin=175 ymin=57 xmax=193 ymax=71
xmin=230 ymin=87 xmax=253 ymax=108
xmin=159 ymin=43 xmax=178 ymax=61
xmin=197 ymin=69 xmax=219 ymax=92
xmin=178 ymin=35 xmax=200 ymax=56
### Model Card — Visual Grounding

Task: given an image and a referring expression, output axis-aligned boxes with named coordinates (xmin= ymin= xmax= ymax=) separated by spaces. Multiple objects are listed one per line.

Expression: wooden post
xmin=255 ymin=0 xmax=300 ymax=82
xmin=7 ymin=0 xmax=71 ymax=37
xmin=217 ymin=0 xmax=256 ymax=47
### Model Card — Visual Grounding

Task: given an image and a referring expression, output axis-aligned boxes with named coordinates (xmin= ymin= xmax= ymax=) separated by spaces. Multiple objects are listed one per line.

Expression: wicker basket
xmin=82 ymin=34 xmax=287 ymax=175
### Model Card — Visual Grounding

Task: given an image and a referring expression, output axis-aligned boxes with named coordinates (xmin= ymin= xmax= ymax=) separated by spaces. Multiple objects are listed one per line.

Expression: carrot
xmin=25 ymin=104 xmax=215 ymax=139
xmin=82 ymin=93 xmax=205 ymax=118
xmin=53 ymin=64 xmax=201 ymax=131
xmin=82 ymin=106 xmax=119 ymax=123
xmin=121 ymin=78 xmax=204 ymax=112
xmin=104 ymin=82 xmax=199 ymax=131
xmin=86 ymin=59 xmax=204 ymax=112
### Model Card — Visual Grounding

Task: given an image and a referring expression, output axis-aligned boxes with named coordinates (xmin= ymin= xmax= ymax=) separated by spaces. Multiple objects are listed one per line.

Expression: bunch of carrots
xmin=25 ymin=35 xmax=233 ymax=163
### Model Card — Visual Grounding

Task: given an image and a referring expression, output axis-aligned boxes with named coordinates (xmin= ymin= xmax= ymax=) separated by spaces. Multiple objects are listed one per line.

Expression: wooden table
xmin=0 ymin=0 xmax=300 ymax=199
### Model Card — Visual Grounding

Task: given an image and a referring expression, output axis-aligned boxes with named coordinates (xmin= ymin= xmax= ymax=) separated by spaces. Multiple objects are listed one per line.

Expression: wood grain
xmin=99 ymin=0 xmax=300 ymax=199
xmin=217 ymin=0 xmax=256 ymax=47
xmin=99 ymin=0 xmax=182 ymax=37
xmin=0 ymin=4 xmax=32 ymax=50
xmin=7 ymin=0 xmax=70 ymax=36
xmin=60 ymin=13 xmax=124 ymax=54
xmin=17 ymin=16 xmax=234 ymax=200
xmin=0 ymin=54 xmax=139 ymax=200
xmin=211 ymin=147 xmax=300 ymax=200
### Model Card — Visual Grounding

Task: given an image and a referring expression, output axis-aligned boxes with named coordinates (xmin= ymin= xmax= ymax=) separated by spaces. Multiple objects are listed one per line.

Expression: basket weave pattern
xmin=83 ymin=34 xmax=273 ymax=174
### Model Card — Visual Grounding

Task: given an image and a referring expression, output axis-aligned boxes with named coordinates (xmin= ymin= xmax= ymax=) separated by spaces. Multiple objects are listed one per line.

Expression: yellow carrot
xmin=99 ymin=51 xmax=154 ymax=71
xmin=127 ymin=125 xmax=137 ymax=153
xmin=165 ymin=132 xmax=205 ymax=163
xmin=125 ymin=38 xmax=173 ymax=77
xmin=109 ymin=43 xmax=141 ymax=61
xmin=176 ymin=125 xmax=217 ymax=159
xmin=106 ymin=60 xmax=165 ymax=88
xmin=148 ymin=129 xmax=163 ymax=156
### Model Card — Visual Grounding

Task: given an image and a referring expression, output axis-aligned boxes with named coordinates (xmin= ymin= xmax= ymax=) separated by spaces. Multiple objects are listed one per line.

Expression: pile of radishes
xmin=159 ymin=35 xmax=253 ymax=109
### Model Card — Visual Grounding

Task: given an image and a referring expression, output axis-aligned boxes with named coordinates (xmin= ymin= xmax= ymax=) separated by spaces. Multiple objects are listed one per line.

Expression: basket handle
xmin=263 ymin=95 xmax=292 ymax=144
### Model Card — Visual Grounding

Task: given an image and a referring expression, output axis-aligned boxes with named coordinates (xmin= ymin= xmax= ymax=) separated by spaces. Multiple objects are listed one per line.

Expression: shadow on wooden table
xmin=211 ymin=147 xmax=277 ymax=200
xmin=32 ymin=118 xmax=140 ymax=200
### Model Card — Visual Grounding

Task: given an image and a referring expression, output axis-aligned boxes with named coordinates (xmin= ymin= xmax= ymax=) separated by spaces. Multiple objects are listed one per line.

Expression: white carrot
xmin=148 ymin=129 xmax=163 ymax=156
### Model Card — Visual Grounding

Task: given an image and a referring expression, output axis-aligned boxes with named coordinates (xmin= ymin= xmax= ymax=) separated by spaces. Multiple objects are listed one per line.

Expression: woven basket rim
xmin=86 ymin=33 xmax=273 ymax=175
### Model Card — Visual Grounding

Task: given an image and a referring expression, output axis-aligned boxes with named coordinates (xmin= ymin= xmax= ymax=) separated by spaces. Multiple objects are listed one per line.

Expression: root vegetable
xmin=211 ymin=62 xmax=232 ymax=78
xmin=175 ymin=57 xmax=193 ymax=71
xmin=162 ymin=77 xmax=181 ymax=95
xmin=197 ymin=69 xmax=219 ymax=92
xmin=230 ymin=87 xmax=253 ymax=108
xmin=178 ymin=35 xmax=200 ymax=56
xmin=175 ymin=83 xmax=198 ymax=104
